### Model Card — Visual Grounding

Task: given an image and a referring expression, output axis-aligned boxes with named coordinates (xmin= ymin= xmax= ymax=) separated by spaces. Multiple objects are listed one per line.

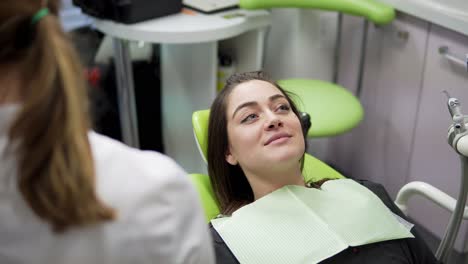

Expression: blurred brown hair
xmin=0 ymin=0 xmax=115 ymax=232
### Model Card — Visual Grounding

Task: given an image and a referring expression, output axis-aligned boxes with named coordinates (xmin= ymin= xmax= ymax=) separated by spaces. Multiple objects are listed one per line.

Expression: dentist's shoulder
xmin=89 ymin=131 xmax=215 ymax=264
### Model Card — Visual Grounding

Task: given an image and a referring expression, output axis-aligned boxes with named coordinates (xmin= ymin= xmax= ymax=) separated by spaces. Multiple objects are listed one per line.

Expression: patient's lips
xmin=264 ymin=132 xmax=291 ymax=146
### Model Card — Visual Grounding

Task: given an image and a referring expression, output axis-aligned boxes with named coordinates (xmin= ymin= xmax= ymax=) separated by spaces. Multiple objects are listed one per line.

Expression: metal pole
xmin=355 ymin=19 xmax=369 ymax=98
xmin=113 ymin=38 xmax=140 ymax=148
xmin=332 ymin=13 xmax=343 ymax=84
xmin=436 ymin=156 xmax=468 ymax=262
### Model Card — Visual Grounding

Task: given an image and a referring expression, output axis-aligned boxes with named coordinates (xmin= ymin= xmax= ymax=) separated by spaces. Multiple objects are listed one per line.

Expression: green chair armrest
xmin=189 ymin=173 xmax=221 ymax=221
xmin=240 ymin=0 xmax=395 ymax=25
xmin=192 ymin=110 xmax=210 ymax=161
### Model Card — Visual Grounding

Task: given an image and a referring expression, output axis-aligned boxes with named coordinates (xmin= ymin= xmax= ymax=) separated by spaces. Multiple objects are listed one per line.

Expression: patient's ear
xmin=225 ymin=148 xmax=238 ymax=165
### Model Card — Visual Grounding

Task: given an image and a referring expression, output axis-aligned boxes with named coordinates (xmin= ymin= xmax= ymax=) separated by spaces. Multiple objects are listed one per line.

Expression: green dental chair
xmin=190 ymin=110 xmax=344 ymax=222
xmin=238 ymin=0 xmax=396 ymax=138
xmin=190 ymin=110 xmax=456 ymax=264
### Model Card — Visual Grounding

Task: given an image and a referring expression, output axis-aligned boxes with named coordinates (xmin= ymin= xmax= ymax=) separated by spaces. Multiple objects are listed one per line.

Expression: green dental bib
xmin=211 ymin=179 xmax=413 ymax=264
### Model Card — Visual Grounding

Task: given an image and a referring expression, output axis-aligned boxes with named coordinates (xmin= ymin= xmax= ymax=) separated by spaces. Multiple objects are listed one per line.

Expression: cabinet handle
xmin=438 ymin=46 xmax=468 ymax=72
xmin=396 ymin=30 xmax=409 ymax=41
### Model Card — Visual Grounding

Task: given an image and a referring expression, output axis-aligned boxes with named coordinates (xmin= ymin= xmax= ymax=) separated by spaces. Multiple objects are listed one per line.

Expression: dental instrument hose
xmin=436 ymin=92 xmax=468 ymax=263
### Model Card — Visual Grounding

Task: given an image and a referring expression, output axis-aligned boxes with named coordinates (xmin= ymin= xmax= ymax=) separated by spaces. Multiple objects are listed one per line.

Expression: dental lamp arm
xmin=394 ymin=181 xmax=468 ymax=219
xmin=394 ymin=158 xmax=468 ymax=263
xmin=239 ymin=0 xmax=395 ymax=25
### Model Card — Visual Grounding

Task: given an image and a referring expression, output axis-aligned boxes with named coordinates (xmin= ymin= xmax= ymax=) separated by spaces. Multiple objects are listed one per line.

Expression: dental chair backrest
xmin=191 ymin=110 xmax=345 ymax=221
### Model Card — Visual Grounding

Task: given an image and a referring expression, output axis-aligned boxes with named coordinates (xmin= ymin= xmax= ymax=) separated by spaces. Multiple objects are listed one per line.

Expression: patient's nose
xmin=267 ymin=118 xmax=283 ymax=130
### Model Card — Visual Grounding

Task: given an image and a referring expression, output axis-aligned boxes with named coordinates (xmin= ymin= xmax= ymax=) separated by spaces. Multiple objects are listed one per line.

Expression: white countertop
xmin=378 ymin=0 xmax=468 ymax=36
xmin=93 ymin=9 xmax=271 ymax=44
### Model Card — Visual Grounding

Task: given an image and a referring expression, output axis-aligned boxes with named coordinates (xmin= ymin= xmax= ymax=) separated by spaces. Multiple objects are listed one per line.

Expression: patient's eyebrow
xmin=269 ymin=94 xmax=286 ymax=102
xmin=232 ymin=101 xmax=258 ymax=119
xmin=231 ymin=94 xmax=286 ymax=119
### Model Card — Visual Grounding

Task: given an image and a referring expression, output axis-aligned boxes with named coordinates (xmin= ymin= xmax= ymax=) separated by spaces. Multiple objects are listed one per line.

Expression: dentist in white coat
xmin=0 ymin=1 xmax=214 ymax=263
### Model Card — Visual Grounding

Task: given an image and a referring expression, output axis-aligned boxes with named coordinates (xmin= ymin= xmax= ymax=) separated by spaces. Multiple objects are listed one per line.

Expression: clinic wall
xmin=325 ymin=15 xmax=366 ymax=173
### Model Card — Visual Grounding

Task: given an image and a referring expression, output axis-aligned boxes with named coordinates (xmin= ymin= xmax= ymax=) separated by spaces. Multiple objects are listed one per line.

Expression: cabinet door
xmin=331 ymin=14 xmax=429 ymax=198
xmin=407 ymin=24 xmax=468 ymax=252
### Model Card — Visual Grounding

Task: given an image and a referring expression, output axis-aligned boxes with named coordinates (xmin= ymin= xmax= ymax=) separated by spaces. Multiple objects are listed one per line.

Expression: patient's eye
xmin=276 ymin=103 xmax=290 ymax=112
xmin=241 ymin=113 xmax=258 ymax=123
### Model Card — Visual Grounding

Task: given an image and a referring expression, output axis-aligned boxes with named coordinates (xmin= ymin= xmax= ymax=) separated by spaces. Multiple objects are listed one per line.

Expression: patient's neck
xmin=245 ymin=166 xmax=305 ymax=201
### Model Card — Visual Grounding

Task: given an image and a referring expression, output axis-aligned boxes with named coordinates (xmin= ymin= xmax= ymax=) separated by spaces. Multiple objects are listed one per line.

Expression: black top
xmin=209 ymin=179 xmax=440 ymax=264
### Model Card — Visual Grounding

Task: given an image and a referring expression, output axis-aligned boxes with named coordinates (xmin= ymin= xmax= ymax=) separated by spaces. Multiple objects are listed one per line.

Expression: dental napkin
xmin=211 ymin=179 xmax=413 ymax=264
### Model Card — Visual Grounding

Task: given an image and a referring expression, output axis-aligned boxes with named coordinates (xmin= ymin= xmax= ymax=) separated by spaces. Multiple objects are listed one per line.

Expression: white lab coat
xmin=0 ymin=105 xmax=214 ymax=264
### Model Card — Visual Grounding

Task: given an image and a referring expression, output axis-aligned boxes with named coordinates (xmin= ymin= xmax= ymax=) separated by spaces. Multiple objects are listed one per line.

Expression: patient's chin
xmin=265 ymin=147 xmax=304 ymax=164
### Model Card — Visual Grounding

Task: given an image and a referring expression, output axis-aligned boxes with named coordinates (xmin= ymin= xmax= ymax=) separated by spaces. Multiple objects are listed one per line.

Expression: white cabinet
xmin=331 ymin=13 xmax=429 ymax=198
xmin=357 ymin=14 xmax=429 ymax=199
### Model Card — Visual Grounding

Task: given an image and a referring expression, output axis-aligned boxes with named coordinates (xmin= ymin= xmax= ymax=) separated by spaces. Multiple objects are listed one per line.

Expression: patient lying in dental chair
xmin=206 ymin=71 xmax=439 ymax=264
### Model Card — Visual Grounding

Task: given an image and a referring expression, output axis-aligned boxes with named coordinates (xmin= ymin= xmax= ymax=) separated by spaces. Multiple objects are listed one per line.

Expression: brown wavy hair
xmin=207 ymin=71 xmax=308 ymax=215
xmin=0 ymin=0 xmax=115 ymax=232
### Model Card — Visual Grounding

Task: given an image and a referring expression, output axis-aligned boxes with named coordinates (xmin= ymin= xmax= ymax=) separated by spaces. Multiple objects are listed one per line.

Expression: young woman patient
xmin=207 ymin=71 xmax=439 ymax=264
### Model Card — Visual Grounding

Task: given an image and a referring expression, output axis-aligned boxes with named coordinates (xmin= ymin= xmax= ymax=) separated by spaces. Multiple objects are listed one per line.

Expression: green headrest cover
xmin=279 ymin=79 xmax=364 ymax=138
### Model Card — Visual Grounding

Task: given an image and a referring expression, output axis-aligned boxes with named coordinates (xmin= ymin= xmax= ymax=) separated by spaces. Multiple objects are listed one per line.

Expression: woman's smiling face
xmin=225 ymin=80 xmax=305 ymax=173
